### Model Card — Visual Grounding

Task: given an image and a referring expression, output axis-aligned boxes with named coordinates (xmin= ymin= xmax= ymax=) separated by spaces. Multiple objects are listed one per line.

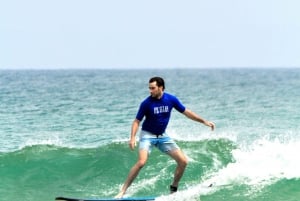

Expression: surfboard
xmin=55 ymin=196 xmax=156 ymax=201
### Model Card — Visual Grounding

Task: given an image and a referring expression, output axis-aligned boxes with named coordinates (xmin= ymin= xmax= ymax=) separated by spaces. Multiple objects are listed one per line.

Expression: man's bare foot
xmin=115 ymin=191 xmax=125 ymax=199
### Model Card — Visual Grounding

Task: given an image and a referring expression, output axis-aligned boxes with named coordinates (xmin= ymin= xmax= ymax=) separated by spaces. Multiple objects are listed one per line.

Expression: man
xmin=116 ymin=77 xmax=215 ymax=198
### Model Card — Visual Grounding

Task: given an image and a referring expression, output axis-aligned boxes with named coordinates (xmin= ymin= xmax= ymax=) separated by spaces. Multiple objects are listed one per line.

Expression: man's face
xmin=149 ymin=81 xmax=163 ymax=99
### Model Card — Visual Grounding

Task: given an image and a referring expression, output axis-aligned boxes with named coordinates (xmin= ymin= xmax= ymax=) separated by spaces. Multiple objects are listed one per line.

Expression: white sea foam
xmin=200 ymin=137 xmax=300 ymax=190
xmin=18 ymin=135 xmax=63 ymax=149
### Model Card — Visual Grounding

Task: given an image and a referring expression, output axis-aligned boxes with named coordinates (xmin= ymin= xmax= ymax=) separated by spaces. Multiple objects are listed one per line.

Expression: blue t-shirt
xmin=136 ymin=92 xmax=186 ymax=135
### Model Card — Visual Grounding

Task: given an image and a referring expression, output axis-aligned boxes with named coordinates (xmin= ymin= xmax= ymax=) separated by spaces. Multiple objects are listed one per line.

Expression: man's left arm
xmin=183 ymin=109 xmax=215 ymax=131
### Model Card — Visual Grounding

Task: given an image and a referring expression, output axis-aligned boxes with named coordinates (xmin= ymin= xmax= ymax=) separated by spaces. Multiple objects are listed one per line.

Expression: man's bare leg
xmin=168 ymin=149 xmax=188 ymax=192
xmin=115 ymin=150 xmax=148 ymax=198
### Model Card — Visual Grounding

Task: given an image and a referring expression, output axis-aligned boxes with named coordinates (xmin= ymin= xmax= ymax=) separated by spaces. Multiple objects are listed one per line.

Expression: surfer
xmin=116 ymin=77 xmax=215 ymax=198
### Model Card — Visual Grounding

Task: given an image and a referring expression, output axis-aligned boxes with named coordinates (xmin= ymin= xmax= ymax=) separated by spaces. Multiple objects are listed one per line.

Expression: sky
xmin=1 ymin=0 xmax=300 ymax=69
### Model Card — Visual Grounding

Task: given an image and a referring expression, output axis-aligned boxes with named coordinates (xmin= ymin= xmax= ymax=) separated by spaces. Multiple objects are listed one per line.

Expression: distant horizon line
xmin=1 ymin=66 xmax=300 ymax=71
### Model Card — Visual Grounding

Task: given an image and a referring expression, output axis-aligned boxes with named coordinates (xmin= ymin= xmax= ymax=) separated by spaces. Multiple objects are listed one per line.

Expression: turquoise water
xmin=0 ymin=68 xmax=300 ymax=201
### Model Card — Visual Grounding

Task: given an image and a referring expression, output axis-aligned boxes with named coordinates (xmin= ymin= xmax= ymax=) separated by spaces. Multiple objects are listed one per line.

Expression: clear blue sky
xmin=1 ymin=0 xmax=299 ymax=69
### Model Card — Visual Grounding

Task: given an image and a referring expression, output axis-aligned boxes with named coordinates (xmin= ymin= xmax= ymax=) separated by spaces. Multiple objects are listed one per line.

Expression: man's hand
xmin=129 ymin=138 xmax=136 ymax=150
xmin=205 ymin=121 xmax=215 ymax=131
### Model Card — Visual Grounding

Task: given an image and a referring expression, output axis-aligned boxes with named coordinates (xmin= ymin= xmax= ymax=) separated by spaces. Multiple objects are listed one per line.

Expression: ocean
xmin=0 ymin=68 xmax=299 ymax=201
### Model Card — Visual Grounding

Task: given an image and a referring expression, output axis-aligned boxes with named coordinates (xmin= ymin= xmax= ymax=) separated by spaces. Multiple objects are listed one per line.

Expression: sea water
xmin=0 ymin=68 xmax=299 ymax=201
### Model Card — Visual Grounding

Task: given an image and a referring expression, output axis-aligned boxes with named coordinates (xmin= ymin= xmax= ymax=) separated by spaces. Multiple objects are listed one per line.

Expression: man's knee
xmin=169 ymin=149 xmax=188 ymax=166
xmin=179 ymin=157 xmax=188 ymax=168
xmin=136 ymin=160 xmax=147 ymax=169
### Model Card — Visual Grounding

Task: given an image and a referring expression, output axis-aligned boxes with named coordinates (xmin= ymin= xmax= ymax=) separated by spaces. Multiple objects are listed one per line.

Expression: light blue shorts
xmin=139 ymin=130 xmax=179 ymax=153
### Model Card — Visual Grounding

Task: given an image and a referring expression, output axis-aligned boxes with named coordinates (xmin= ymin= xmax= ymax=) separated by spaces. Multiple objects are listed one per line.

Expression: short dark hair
xmin=149 ymin=77 xmax=165 ymax=90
